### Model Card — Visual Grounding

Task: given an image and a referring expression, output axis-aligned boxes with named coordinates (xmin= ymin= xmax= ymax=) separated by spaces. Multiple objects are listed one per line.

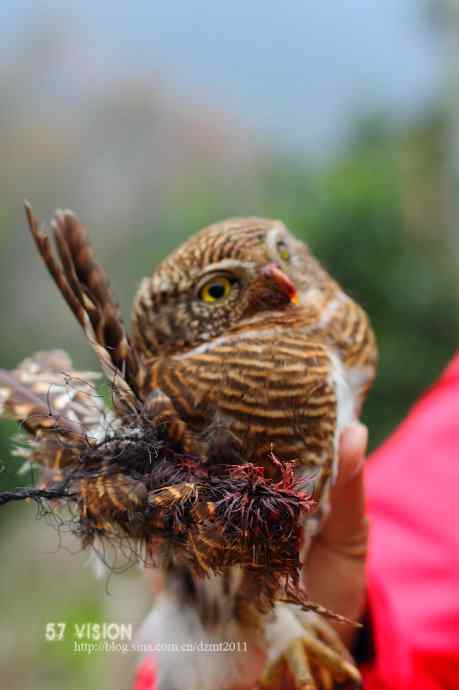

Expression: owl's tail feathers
xmin=0 ymin=350 xmax=110 ymax=482
xmin=25 ymin=203 xmax=141 ymax=411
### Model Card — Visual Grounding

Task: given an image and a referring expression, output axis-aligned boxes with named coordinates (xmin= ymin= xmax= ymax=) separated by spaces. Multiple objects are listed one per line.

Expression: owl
xmin=132 ymin=217 xmax=377 ymax=690
xmin=1 ymin=209 xmax=377 ymax=690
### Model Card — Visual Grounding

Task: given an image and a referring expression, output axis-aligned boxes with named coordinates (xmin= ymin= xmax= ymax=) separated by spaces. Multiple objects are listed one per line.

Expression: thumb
xmin=319 ymin=422 xmax=368 ymax=550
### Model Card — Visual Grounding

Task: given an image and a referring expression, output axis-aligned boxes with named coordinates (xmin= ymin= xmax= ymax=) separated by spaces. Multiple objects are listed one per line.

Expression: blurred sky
xmin=0 ymin=0 xmax=441 ymax=155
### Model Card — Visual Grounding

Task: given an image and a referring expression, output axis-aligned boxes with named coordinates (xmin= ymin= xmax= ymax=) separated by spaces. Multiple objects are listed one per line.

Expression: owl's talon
xmin=300 ymin=613 xmax=361 ymax=684
xmin=257 ymin=653 xmax=285 ymax=689
xmin=302 ymin=611 xmax=352 ymax=660
xmin=318 ymin=666 xmax=333 ymax=690
xmin=259 ymin=614 xmax=361 ymax=690
xmin=284 ymin=637 xmax=316 ymax=689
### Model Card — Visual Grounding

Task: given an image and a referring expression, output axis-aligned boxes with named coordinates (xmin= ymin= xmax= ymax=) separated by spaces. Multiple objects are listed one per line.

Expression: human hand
xmin=306 ymin=422 xmax=369 ymax=645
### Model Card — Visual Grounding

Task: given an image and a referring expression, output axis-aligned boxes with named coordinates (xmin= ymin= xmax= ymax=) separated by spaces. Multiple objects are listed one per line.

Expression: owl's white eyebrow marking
xmin=199 ymin=259 xmax=256 ymax=275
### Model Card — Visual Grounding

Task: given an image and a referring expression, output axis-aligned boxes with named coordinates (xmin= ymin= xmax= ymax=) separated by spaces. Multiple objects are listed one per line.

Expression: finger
xmin=306 ymin=424 xmax=368 ymax=629
xmin=319 ymin=423 xmax=368 ymax=548
xmin=334 ymin=423 xmax=368 ymax=489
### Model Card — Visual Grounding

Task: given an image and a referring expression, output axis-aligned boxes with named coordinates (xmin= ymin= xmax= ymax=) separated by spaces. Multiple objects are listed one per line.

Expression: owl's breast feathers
xmin=143 ymin=298 xmax=376 ymax=472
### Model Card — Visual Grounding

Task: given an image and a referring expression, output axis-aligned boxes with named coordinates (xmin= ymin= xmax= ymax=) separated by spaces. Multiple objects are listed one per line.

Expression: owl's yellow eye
xmin=276 ymin=240 xmax=291 ymax=262
xmin=199 ymin=276 xmax=233 ymax=303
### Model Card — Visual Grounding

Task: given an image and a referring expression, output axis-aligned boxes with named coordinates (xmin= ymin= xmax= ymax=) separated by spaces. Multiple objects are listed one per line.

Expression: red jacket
xmin=363 ymin=353 xmax=459 ymax=689
xmin=134 ymin=353 xmax=459 ymax=690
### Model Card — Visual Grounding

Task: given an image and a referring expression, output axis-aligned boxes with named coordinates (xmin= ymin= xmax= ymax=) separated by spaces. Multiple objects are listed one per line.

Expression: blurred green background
xmin=0 ymin=4 xmax=458 ymax=690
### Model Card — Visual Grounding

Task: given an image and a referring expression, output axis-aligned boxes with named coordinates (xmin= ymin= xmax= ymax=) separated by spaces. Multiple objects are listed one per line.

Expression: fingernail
xmin=354 ymin=422 xmax=368 ymax=449
xmin=348 ymin=423 xmax=368 ymax=480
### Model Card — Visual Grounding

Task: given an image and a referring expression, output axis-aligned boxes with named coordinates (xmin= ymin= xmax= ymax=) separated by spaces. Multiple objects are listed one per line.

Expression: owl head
xmin=132 ymin=218 xmax=334 ymax=356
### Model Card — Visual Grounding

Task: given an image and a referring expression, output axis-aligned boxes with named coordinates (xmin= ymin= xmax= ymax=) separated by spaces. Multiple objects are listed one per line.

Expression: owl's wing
xmin=25 ymin=204 xmax=141 ymax=411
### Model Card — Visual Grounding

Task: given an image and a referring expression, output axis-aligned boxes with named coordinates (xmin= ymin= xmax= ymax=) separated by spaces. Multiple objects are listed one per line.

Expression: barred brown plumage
xmin=0 ymin=208 xmax=377 ymax=690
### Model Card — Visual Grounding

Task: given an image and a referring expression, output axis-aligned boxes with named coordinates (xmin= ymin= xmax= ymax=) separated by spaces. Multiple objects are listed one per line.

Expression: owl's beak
xmin=261 ymin=263 xmax=299 ymax=304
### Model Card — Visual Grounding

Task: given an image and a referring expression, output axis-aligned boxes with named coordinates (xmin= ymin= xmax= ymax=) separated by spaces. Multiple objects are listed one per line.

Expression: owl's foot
xmin=257 ymin=613 xmax=361 ymax=690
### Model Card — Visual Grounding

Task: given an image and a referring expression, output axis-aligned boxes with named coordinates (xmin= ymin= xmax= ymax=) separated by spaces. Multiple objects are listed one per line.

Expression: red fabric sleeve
xmin=363 ymin=353 xmax=459 ymax=689
xmin=133 ymin=657 xmax=157 ymax=690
